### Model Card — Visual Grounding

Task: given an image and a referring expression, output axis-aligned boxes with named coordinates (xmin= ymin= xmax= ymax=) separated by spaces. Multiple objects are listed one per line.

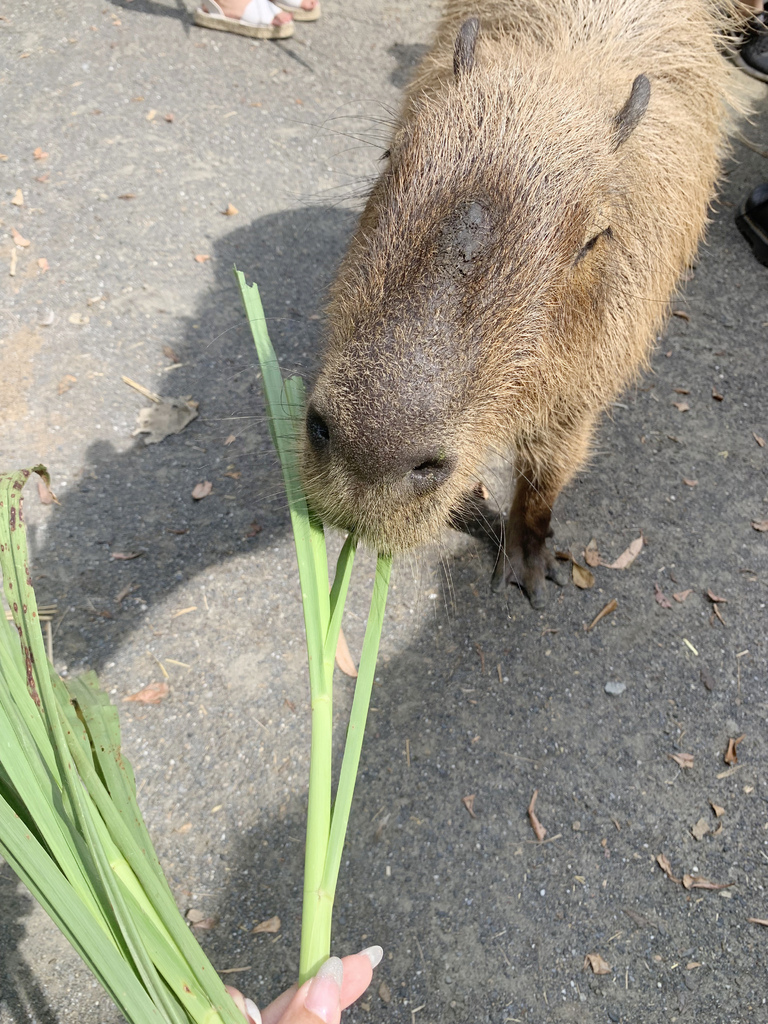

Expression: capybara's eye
xmin=306 ymin=407 xmax=331 ymax=450
xmin=576 ymin=226 xmax=612 ymax=264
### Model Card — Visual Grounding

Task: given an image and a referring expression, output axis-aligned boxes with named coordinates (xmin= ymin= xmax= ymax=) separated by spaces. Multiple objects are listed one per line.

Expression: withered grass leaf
xmin=223 ymin=203 xmax=238 ymax=216
xmin=724 ymin=734 xmax=745 ymax=766
xmin=11 ymin=189 xmax=23 ymax=207
xmin=527 ymin=789 xmax=547 ymax=841
xmin=462 ymin=794 xmax=476 ymax=819
xmin=672 ymin=310 xmax=690 ymax=320
xmin=163 ymin=345 xmax=180 ymax=362
xmin=751 ymin=519 xmax=768 ymax=532
xmin=748 ymin=918 xmax=768 ymax=926
xmin=194 ymin=253 xmax=211 ymax=263
xmin=110 ymin=550 xmax=144 ymax=560
xmin=252 ymin=915 xmax=281 ymax=935
xmin=335 ymin=626 xmax=357 ymax=678
xmin=712 ymin=388 xmax=724 ymax=401
xmin=37 ymin=477 xmax=59 ymax=505
xmin=712 ymin=603 xmax=726 ymax=626
xmin=11 ymin=226 xmax=30 ymax=247
xmin=186 ymin=909 xmax=219 ymax=930
xmin=572 ymin=562 xmax=595 ymax=589
xmin=124 ymin=681 xmax=169 ymax=704
xmin=754 ymin=433 xmax=765 ymax=448
xmin=584 ymin=598 xmax=617 ymax=632
xmin=706 ymin=589 xmax=727 ymax=603
xmin=673 ymin=589 xmax=692 ymax=603
xmin=674 ymin=387 xmax=690 ymax=394
xmin=584 ymin=953 xmax=611 ymax=975
xmin=224 ymin=434 xmax=236 ymax=446
xmin=378 ymin=982 xmax=392 ymax=1004
xmin=656 ymin=853 xmax=680 ymax=883
xmin=602 ymin=535 xmax=643 ymax=570
xmin=682 ymin=478 xmax=698 ymax=487
xmin=668 ymin=752 xmax=694 ymax=770
xmin=37 ymin=257 xmax=49 ymax=272
xmin=691 ymin=817 xmax=710 ymax=841
xmin=654 ymin=583 xmax=672 ymax=609
xmin=683 ymin=875 xmax=734 ymax=891
xmin=584 ymin=538 xmax=601 ymax=567
xmin=33 ymin=147 xmax=49 ymax=160
xmin=672 ymin=401 xmax=690 ymax=412
xmin=710 ymin=801 xmax=725 ymax=818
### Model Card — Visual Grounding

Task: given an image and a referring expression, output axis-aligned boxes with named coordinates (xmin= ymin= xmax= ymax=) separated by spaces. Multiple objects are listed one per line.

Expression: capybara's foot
xmin=491 ymin=530 xmax=566 ymax=608
xmin=448 ymin=483 xmax=505 ymax=548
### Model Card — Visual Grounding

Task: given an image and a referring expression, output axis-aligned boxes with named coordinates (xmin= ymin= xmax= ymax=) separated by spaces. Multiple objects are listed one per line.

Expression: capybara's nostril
xmin=306 ymin=406 xmax=330 ymax=451
xmin=408 ymin=453 xmax=456 ymax=494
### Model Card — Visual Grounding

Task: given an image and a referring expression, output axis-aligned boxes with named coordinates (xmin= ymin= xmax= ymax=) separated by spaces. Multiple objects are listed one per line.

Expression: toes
xmin=545 ymin=560 xmax=568 ymax=587
xmin=527 ymin=580 xmax=547 ymax=609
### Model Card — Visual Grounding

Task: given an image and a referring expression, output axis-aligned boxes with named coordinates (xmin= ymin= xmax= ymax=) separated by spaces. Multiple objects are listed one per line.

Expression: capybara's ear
xmin=612 ymin=73 xmax=651 ymax=148
xmin=453 ymin=17 xmax=480 ymax=78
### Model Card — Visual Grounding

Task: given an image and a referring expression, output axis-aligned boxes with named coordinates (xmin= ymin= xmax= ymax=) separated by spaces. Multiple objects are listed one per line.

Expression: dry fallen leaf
xmin=11 ymin=188 xmax=24 ymax=206
xmin=194 ymin=253 xmax=211 ymax=263
xmin=572 ymin=562 xmax=595 ymax=589
xmin=110 ymin=551 xmax=144 ymax=560
xmin=175 ymin=822 xmax=193 ymax=834
xmin=683 ymin=875 xmax=734 ymax=891
xmin=335 ymin=627 xmax=358 ymax=678
xmin=57 ymin=374 xmax=77 ymax=395
xmin=9 ymin=249 xmax=17 ymax=276
xmin=124 ymin=681 xmax=169 ymax=704
xmin=462 ymin=794 xmax=476 ymax=818
xmin=245 ymin=519 xmax=262 ymax=538
xmin=37 ymin=257 xmax=49 ymax=272
xmin=33 ymin=147 xmax=49 ymax=160
xmin=691 ymin=817 xmax=710 ymax=841
xmin=682 ymin=478 xmax=698 ymax=487
xmin=672 ymin=401 xmax=690 ymax=412
xmin=669 ymin=752 xmax=694 ymax=770
xmin=118 ymin=193 xmax=136 ymax=200
xmin=378 ymin=982 xmax=392 ymax=1004
xmin=186 ymin=909 xmax=219 ymax=931
xmin=710 ymin=801 xmax=725 ymax=817
xmin=657 ymin=853 xmax=680 ymax=883
xmin=584 ymin=953 xmax=611 ymax=975
xmin=602 ymin=535 xmax=643 ymax=570
xmin=751 ymin=519 xmax=768 ymax=532
xmin=674 ymin=387 xmax=690 ymax=394
xmin=224 ymin=434 xmax=236 ymax=446
xmin=724 ymin=734 xmax=745 ymax=766
xmin=654 ymin=583 xmax=672 ymax=609
xmin=584 ymin=538 xmax=600 ymax=567
xmin=672 ymin=310 xmax=690 ymax=320
xmin=68 ymin=312 xmax=89 ymax=325
xmin=223 ymin=470 xmax=241 ymax=480
xmin=673 ymin=589 xmax=692 ymax=603
xmin=584 ymin=598 xmax=617 ymax=632
xmin=163 ymin=345 xmax=180 ymax=362
xmin=133 ymin=397 xmax=199 ymax=445
xmin=146 ymin=108 xmax=157 ymax=121
xmin=191 ymin=480 xmax=213 ymax=500
xmin=252 ymin=915 xmax=281 ymax=935
xmin=748 ymin=918 xmax=768 ymax=926
xmin=712 ymin=388 xmax=724 ymax=401
xmin=754 ymin=433 xmax=765 ymax=448
xmin=37 ymin=477 xmax=59 ymax=505
xmin=527 ymin=789 xmax=547 ymax=841
xmin=11 ymin=226 xmax=30 ymax=247
xmin=706 ymin=589 xmax=727 ymax=603
xmin=223 ymin=203 xmax=238 ymax=216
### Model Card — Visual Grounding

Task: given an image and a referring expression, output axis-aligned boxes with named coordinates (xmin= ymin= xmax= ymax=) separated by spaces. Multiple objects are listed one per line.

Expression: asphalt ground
xmin=2 ymin=2 xmax=768 ymax=1022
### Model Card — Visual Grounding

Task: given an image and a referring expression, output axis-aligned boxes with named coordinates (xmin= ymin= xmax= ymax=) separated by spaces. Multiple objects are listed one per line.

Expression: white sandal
xmin=194 ymin=0 xmax=294 ymax=39
xmin=273 ymin=0 xmax=321 ymax=22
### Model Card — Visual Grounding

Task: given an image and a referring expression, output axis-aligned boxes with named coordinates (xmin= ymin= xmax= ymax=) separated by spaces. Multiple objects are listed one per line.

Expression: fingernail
xmin=244 ymin=998 xmax=262 ymax=1024
xmin=304 ymin=957 xmax=343 ymax=1023
xmin=358 ymin=945 xmax=383 ymax=969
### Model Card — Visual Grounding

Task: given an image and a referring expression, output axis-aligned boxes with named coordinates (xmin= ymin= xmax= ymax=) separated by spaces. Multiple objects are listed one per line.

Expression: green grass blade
xmin=0 ymin=797 xmax=167 ymax=1024
xmin=321 ymin=554 xmax=391 ymax=909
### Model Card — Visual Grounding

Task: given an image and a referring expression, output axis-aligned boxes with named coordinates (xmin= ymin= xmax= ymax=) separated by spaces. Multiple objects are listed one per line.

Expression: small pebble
xmin=604 ymin=681 xmax=626 ymax=696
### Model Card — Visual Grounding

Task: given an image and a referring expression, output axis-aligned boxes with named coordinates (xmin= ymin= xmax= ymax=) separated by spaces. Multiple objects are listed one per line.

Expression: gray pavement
xmin=2 ymin=2 xmax=768 ymax=1022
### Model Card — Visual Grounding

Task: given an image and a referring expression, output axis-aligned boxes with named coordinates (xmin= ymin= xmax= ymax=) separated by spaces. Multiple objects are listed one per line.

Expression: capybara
xmin=301 ymin=0 xmax=745 ymax=607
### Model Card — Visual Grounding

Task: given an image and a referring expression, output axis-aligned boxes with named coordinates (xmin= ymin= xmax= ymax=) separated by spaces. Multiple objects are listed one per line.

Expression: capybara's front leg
xmin=492 ymin=415 xmax=596 ymax=607
xmin=491 ymin=469 xmax=567 ymax=608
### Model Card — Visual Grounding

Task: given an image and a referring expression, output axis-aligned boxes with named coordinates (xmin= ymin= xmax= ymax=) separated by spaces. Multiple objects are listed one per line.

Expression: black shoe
xmin=735 ymin=183 xmax=768 ymax=267
xmin=735 ymin=6 xmax=768 ymax=81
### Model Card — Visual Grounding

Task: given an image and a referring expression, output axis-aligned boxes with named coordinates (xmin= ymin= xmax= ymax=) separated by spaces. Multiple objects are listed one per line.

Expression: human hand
xmin=226 ymin=946 xmax=383 ymax=1024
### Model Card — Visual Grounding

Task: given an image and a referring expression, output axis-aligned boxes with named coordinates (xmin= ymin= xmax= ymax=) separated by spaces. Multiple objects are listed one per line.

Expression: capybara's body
xmin=302 ymin=0 xmax=744 ymax=606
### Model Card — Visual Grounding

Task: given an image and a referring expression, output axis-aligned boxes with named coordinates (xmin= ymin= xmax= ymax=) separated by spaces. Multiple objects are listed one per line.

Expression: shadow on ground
xmin=3 ymin=105 xmax=768 ymax=1021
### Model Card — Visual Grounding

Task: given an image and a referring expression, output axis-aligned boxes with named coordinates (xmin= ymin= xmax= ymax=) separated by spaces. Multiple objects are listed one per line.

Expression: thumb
xmin=274 ymin=957 xmax=343 ymax=1024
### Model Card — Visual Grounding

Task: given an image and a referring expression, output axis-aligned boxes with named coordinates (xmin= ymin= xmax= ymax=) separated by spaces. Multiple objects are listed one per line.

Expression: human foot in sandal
xmin=194 ymin=0 xmax=294 ymax=39
xmin=274 ymin=0 xmax=321 ymax=22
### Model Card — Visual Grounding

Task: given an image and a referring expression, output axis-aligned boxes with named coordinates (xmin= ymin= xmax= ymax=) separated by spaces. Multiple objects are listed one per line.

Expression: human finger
xmin=225 ymin=984 xmax=262 ymax=1024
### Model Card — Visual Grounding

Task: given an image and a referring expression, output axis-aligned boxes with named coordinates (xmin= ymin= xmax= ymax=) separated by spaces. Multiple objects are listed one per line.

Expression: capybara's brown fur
xmin=302 ymin=0 xmax=745 ymax=606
